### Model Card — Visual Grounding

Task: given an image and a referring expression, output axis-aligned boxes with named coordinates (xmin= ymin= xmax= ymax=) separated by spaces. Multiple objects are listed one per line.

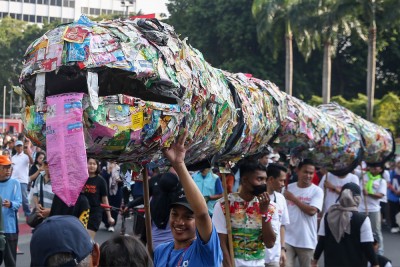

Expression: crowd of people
xmin=0 ymin=131 xmax=398 ymax=266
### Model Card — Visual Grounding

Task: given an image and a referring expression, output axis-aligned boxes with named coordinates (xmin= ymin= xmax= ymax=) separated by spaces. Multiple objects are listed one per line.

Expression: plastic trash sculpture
xmin=19 ymin=15 xmax=394 ymax=175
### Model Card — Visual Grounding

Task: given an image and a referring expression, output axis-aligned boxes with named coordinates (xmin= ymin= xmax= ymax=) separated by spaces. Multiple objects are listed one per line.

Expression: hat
xmin=170 ymin=192 xmax=193 ymax=212
xmin=15 ymin=140 xmax=23 ymax=146
xmin=366 ymin=162 xmax=383 ymax=168
xmin=159 ymin=172 xmax=180 ymax=193
xmin=30 ymin=216 xmax=94 ymax=267
xmin=0 ymin=155 xmax=12 ymax=166
xmin=340 ymin=182 xmax=361 ymax=196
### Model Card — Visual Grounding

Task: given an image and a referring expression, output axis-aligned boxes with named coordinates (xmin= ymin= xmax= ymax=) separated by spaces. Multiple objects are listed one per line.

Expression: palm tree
xmin=361 ymin=0 xmax=378 ymax=121
xmin=358 ymin=0 xmax=400 ymax=121
xmin=295 ymin=0 xmax=365 ymax=104
xmin=252 ymin=0 xmax=300 ymax=95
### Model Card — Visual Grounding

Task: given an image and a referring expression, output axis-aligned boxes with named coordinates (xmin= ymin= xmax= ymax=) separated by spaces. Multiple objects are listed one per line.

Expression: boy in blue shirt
xmin=154 ymin=130 xmax=223 ymax=267
xmin=0 ymin=155 xmax=22 ymax=267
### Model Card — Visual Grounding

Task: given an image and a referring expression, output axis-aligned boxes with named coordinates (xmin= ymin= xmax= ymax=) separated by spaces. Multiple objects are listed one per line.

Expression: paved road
xmin=12 ymin=215 xmax=400 ymax=267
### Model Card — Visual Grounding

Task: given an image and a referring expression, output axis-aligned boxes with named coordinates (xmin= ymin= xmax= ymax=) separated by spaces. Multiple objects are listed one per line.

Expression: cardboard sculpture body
xmin=19 ymin=16 xmax=394 ymax=197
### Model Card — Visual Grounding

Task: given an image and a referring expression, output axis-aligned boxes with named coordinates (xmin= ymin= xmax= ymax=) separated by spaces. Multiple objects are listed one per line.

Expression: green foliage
xmin=0 ymin=17 xmax=52 ymax=115
xmin=166 ymin=0 xmax=282 ymax=83
xmin=308 ymin=95 xmax=323 ymax=106
xmin=374 ymin=92 xmax=400 ymax=136
xmin=308 ymin=93 xmax=368 ymax=117
xmin=331 ymin=93 xmax=368 ymax=118
xmin=0 ymin=17 xmax=47 ymax=86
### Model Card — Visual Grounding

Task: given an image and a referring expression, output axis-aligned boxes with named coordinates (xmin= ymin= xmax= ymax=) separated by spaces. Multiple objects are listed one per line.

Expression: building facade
xmin=0 ymin=0 xmax=133 ymax=24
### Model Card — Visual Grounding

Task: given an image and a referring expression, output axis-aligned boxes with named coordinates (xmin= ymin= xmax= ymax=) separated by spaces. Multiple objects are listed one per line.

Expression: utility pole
xmin=9 ymin=90 xmax=13 ymax=117
xmin=121 ymin=0 xmax=136 ymax=17
xmin=3 ymin=86 xmax=6 ymax=132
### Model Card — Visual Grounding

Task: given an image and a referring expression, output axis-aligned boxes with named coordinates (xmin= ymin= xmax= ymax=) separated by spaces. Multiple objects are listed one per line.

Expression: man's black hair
xmin=267 ymin=163 xmax=287 ymax=179
xmin=297 ymin=159 xmax=315 ymax=170
xmin=239 ymin=160 xmax=267 ymax=179
xmin=257 ymin=151 xmax=270 ymax=158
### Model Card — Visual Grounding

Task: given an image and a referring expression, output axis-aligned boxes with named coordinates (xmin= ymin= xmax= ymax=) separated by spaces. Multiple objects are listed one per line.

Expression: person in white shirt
xmin=265 ymin=163 xmax=290 ymax=267
xmin=284 ymin=159 xmax=324 ymax=267
xmin=11 ymin=140 xmax=33 ymax=218
xmin=319 ymin=172 xmax=360 ymax=214
xmin=359 ymin=163 xmax=387 ymax=255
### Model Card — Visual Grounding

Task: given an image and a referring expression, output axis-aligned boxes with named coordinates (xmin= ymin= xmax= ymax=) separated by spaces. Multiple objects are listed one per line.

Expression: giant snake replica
xmin=19 ymin=15 xmax=394 ymax=177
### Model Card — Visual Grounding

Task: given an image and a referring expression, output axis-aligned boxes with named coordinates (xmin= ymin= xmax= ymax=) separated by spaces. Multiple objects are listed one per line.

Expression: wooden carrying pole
xmin=142 ymin=167 xmax=153 ymax=257
xmin=360 ymin=164 xmax=368 ymax=215
xmin=221 ymin=173 xmax=235 ymax=267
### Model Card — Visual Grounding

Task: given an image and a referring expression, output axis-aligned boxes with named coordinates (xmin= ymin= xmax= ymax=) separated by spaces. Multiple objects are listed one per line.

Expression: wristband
xmin=264 ymin=216 xmax=272 ymax=223
xmin=261 ymin=213 xmax=272 ymax=223
xmin=281 ymin=247 xmax=287 ymax=252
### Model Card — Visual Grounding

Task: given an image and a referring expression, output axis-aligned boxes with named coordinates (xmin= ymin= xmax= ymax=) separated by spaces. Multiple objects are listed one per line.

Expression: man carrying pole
xmin=359 ymin=163 xmax=387 ymax=255
xmin=212 ymin=159 xmax=276 ymax=267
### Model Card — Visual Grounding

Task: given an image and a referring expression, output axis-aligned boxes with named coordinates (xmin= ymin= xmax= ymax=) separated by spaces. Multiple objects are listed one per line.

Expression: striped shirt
xmin=32 ymin=174 xmax=54 ymax=208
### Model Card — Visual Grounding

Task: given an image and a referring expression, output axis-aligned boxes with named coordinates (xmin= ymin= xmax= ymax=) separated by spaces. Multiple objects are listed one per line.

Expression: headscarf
xmin=326 ymin=182 xmax=361 ymax=243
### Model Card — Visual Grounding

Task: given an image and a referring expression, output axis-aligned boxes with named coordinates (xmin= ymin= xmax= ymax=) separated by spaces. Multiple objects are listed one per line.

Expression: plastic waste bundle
xmin=19 ymin=15 xmax=394 ymax=174
xmin=319 ymin=102 xmax=394 ymax=165
xmin=271 ymin=95 xmax=363 ymax=175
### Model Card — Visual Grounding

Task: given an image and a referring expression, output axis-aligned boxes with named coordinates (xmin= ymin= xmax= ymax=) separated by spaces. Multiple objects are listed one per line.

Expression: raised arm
xmin=163 ymin=130 xmax=212 ymax=243
xmin=284 ymin=190 xmax=319 ymax=216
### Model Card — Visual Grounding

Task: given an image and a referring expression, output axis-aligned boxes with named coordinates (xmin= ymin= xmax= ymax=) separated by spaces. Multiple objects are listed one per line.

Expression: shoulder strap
xmin=0 ymin=196 xmax=3 ymax=233
xmin=39 ymin=174 xmax=44 ymax=206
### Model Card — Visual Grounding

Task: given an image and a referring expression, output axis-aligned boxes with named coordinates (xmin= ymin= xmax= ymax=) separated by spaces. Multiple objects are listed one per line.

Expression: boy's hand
xmin=2 ymin=199 xmax=11 ymax=208
xmin=163 ymin=129 xmax=188 ymax=165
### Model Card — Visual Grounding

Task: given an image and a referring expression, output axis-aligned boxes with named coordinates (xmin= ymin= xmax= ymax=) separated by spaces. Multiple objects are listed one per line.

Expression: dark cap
xmin=366 ymin=162 xmax=383 ymax=168
xmin=340 ymin=182 xmax=361 ymax=196
xmin=30 ymin=215 xmax=94 ymax=267
xmin=159 ymin=172 xmax=180 ymax=193
xmin=170 ymin=192 xmax=193 ymax=212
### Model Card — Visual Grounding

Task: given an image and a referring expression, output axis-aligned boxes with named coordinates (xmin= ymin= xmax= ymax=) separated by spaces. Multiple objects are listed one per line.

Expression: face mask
xmin=252 ymin=184 xmax=267 ymax=196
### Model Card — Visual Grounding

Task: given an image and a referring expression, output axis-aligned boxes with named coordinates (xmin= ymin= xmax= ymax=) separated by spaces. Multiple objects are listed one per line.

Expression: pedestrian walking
xmin=0 ymin=155 xmax=22 ymax=267
xmin=387 ymin=158 xmax=400 ymax=233
xmin=284 ymin=159 xmax=324 ymax=267
xmin=212 ymin=159 xmax=276 ymax=267
xmin=84 ymin=157 xmax=115 ymax=239
xmin=193 ymin=168 xmax=223 ymax=217
xmin=11 ymin=140 xmax=33 ymax=219
xmin=265 ymin=163 xmax=290 ymax=267
xmin=312 ymin=182 xmax=379 ymax=267
xmin=359 ymin=163 xmax=387 ymax=255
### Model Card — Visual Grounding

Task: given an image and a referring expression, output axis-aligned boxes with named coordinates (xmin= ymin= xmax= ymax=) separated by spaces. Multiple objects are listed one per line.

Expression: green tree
xmin=295 ymin=0 xmax=365 ymax=104
xmin=252 ymin=0 xmax=299 ymax=95
xmin=166 ymin=0 xmax=282 ymax=83
xmin=357 ymin=0 xmax=400 ymax=121
xmin=374 ymin=92 xmax=400 ymax=136
xmin=0 ymin=17 xmax=55 ymax=115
